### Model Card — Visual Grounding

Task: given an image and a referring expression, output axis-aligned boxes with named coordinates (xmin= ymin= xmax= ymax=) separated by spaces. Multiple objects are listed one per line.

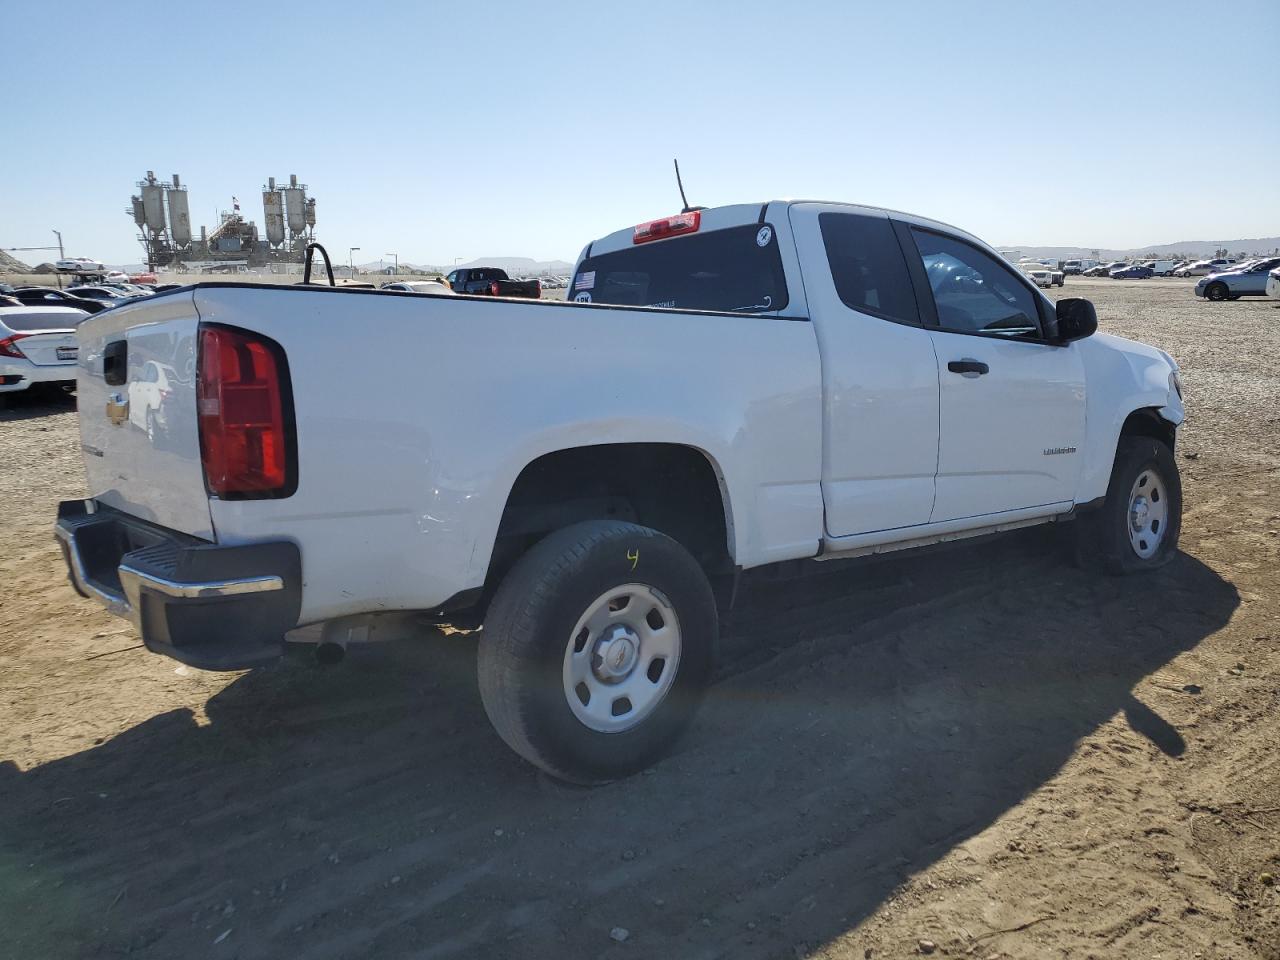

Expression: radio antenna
xmin=674 ymin=158 xmax=692 ymax=213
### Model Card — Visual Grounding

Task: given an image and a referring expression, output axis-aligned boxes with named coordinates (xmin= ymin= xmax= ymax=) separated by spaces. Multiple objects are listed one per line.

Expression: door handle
xmin=947 ymin=359 xmax=989 ymax=377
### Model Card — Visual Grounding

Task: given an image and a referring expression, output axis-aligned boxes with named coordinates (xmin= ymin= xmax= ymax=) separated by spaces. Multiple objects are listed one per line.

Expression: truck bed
xmin=73 ymin=282 xmax=824 ymax=625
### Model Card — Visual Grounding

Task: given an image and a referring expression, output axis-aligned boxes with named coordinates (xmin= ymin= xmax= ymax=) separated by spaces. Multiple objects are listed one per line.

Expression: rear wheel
xmin=477 ymin=520 xmax=717 ymax=784
xmin=1206 ymin=282 xmax=1229 ymax=301
xmin=1076 ymin=435 xmax=1181 ymax=574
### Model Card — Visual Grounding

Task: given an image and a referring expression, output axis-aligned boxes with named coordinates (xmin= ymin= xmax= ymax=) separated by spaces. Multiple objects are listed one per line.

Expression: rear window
xmin=819 ymin=212 xmax=919 ymax=325
xmin=1 ymin=310 xmax=86 ymax=331
xmin=571 ymin=223 xmax=789 ymax=313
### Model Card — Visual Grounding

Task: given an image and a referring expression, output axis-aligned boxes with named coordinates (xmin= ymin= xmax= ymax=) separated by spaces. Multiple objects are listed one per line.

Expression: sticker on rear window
xmin=756 ymin=226 xmax=773 ymax=248
xmin=574 ymin=291 xmax=592 ymax=303
xmin=575 ymin=271 xmax=596 ymax=291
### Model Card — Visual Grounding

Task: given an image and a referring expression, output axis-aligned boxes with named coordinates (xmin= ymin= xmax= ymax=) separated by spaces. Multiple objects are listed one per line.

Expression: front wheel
xmin=1206 ymin=282 xmax=1229 ymax=301
xmin=1076 ymin=435 xmax=1182 ymax=574
xmin=477 ymin=520 xmax=717 ymax=783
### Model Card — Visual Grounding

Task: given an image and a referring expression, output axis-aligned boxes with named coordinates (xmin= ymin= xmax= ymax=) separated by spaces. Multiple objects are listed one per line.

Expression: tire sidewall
xmin=1099 ymin=437 xmax=1182 ymax=573
xmin=497 ymin=524 xmax=716 ymax=781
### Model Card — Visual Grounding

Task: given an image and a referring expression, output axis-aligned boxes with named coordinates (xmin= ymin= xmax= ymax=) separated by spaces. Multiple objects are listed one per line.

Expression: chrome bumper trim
xmin=56 ymin=518 xmax=283 ymax=628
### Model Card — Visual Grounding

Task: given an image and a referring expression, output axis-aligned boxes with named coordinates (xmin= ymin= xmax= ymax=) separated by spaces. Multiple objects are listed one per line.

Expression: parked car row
xmin=1194 ymin=257 xmax=1280 ymax=301
xmin=1173 ymin=258 xmax=1237 ymax=277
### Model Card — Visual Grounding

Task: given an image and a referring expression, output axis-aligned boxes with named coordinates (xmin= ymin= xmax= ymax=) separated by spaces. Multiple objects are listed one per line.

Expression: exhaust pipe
xmin=315 ymin=641 xmax=346 ymax=666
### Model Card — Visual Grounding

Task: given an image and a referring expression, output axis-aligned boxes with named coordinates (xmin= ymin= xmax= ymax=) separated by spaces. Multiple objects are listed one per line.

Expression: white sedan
xmin=1175 ymin=260 xmax=1228 ymax=277
xmin=380 ymin=280 xmax=454 ymax=296
xmin=55 ymin=258 xmax=105 ymax=273
xmin=1266 ymin=267 xmax=1280 ymax=301
xmin=0 ymin=306 xmax=87 ymax=404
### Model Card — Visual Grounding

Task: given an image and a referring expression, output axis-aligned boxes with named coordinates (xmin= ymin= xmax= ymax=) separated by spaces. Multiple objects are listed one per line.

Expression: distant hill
xmin=1004 ymin=238 xmax=1280 ymax=261
xmin=0 ymin=250 xmax=33 ymax=274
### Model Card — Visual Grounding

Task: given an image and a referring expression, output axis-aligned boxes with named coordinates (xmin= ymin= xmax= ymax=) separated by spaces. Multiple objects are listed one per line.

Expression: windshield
xmin=570 ymin=223 xmax=789 ymax=313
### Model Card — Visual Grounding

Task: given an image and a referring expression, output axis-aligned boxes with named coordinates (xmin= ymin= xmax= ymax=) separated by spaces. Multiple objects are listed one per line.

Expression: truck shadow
xmin=0 ymin=530 xmax=1238 ymax=959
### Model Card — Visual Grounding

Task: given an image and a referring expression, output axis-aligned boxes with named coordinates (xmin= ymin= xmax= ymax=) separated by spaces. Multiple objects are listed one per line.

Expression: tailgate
xmin=77 ymin=292 xmax=215 ymax=539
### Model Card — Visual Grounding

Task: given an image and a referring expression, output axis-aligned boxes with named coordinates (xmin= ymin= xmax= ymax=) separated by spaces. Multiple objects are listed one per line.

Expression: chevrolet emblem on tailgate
xmin=106 ymin=392 xmax=129 ymax=426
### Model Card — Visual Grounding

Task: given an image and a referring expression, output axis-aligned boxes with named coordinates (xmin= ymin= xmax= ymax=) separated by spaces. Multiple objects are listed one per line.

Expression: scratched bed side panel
xmin=201 ymin=286 xmax=822 ymax=623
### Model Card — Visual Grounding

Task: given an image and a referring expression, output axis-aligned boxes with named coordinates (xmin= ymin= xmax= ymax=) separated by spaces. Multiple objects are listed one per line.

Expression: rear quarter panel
xmin=196 ymin=287 xmax=823 ymax=623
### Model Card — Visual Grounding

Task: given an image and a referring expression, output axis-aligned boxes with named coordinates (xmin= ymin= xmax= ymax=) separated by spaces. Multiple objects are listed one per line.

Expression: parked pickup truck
xmin=55 ymin=200 xmax=1185 ymax=783
xmin=444 ymin=266 xmax=540 ymax=298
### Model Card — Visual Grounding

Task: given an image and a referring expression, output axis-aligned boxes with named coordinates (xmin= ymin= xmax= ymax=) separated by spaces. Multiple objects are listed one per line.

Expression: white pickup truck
xmin=56 ymin=201 xmax=1185 ymax=783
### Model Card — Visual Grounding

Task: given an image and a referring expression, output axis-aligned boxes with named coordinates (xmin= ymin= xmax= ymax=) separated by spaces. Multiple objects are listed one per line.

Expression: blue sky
xmin=3 ymin=0 xmax=1277 ymax=266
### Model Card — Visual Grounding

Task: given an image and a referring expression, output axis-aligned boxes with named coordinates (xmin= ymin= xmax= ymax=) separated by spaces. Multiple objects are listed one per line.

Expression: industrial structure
xmin=129 ymin=171 xmax=317 ymax=270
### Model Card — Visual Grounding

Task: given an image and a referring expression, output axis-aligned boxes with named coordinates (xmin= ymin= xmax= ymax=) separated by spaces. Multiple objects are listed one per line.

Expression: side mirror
xmin=1055 ymin=297 xmax=1097 ymax=343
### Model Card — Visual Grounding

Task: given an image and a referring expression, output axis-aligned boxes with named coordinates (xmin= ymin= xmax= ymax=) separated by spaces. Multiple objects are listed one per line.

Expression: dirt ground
xmin=1 ymin=278 xmax=1277 ymax=960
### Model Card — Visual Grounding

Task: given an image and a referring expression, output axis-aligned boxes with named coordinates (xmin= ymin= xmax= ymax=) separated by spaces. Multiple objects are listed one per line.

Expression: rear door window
xmin=571 ymin=223 xmax=789 ymax=313
xmin=819 ymin=213 xmax=919 ymax=325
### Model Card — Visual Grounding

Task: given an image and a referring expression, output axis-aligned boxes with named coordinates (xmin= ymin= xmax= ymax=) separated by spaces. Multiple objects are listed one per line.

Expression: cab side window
xmin=910 ymin=228 xmax=1041 ymax=338
xmin=819 ymin=213 xmax=920 ymax=326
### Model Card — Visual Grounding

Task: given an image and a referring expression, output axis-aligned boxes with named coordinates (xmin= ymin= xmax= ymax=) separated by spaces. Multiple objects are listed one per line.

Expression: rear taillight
xmin=0 ymin=334 xmax=30 ymax=359
xmin=489 ymin=281 xmax=501 ymax=296
xmin=197 ymin=325 xmax=295 ymax=498
xmin=532 ymin=280 xmax=541 ymax=296
xmin=633 ymin=211 xmax=701 ymax=244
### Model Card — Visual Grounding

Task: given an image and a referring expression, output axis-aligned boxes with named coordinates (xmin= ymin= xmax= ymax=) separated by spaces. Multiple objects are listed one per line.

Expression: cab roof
xmin=579 ymin=200 xmax=985 ymax=262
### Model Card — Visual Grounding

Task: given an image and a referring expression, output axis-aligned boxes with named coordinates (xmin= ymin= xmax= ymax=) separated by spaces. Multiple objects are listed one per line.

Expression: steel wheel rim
xmin=1127 ymin=467 xmax=1168 ymax=559
xmin=562 ymin=583 xmax=682 ymax=733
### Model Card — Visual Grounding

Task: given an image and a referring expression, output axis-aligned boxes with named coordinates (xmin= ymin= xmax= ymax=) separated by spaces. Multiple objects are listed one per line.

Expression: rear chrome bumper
xmin=55 ymin=499 xmax=302 ymax=670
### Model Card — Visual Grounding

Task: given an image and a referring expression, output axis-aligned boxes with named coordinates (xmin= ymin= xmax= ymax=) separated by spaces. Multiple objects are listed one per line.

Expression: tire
xmin=477 ymin=520 xmax=717 ymax=784
xmin=1206 ymin=282 xmax=1229 ymax=301
xmin=1076 ymin=435 xmax=1181 ymax=575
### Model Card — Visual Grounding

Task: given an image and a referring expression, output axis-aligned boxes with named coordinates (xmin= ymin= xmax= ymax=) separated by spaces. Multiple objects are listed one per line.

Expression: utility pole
xmin=385 ymin=252 xmax=398 ymax=275
xmin=348 ymin=247 xmax=360 ymax=280
xmin=53 ymin=230 xmax=63 ymax=287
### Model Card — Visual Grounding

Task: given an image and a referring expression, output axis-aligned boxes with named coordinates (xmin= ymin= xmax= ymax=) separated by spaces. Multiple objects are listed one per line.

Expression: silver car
xmin=1194 ymin=257 xmax=1280 ymax=300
